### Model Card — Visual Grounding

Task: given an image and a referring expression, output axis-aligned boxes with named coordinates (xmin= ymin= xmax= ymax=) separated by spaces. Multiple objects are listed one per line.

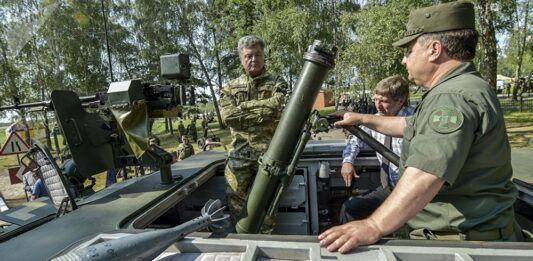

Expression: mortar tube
xmin=267 ymin=119 xmax=313 ymax=217
xmin=236 ymin=41 xmax=336 ymax=233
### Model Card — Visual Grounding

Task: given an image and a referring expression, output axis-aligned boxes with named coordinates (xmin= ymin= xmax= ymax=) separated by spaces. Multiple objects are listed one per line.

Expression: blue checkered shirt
xmin=342 ymin=105 xmax=416 ymax=187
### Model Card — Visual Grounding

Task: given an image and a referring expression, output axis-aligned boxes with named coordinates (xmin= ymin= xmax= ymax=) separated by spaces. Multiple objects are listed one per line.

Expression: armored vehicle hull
xmin=1 ymin=140 xmax=532 ymax=260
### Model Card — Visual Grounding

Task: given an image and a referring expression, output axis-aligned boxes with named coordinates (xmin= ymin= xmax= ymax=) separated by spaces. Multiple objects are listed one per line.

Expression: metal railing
xmin=410 ymin=93 xmax=533 ymax=112
xmin=499 ymin=95 xmax=533 ymax=112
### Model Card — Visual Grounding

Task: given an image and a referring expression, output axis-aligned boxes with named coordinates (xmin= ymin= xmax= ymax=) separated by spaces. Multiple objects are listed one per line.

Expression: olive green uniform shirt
xmin=400 ymin=62 xmax=517 ymax=233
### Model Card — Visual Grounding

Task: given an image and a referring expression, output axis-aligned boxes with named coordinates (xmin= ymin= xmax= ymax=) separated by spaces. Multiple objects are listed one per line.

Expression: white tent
xmin=497 ymin=74 xmax=513 ymax=82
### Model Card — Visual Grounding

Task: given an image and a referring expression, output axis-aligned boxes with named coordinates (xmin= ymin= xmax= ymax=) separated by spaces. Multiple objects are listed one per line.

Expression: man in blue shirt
xmin=340 ymin=75 xmax=415 ymax=222
xmin=31 ymin=172 xmax=48 ymax=200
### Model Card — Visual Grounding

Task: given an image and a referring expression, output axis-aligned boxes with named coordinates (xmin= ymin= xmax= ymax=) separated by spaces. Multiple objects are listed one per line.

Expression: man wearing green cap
xmin=320 ymin=1 xmax=521 ymax=253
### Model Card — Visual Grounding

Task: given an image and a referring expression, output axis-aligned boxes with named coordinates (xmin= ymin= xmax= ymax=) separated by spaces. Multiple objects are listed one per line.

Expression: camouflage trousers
xmin=224 ymin=157 xmax=276 ymax=234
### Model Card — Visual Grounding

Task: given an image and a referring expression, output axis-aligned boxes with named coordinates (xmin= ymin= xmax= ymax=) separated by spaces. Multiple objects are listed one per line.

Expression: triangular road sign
xmin=0 ymin=132 xmax=30 ymax=155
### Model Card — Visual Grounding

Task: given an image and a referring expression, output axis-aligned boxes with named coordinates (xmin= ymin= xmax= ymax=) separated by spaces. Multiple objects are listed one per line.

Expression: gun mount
xmin=1 ymin=54 xmax=192 ymax=186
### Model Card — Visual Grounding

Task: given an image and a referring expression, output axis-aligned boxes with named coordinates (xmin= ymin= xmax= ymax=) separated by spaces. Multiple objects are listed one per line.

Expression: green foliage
xmin=337 ymin=0 xmax=424 ymax=91
xmin=0 ymin=0 xmax=531 ymax=114
xmin=498 ymin=0 xmax=532 ymax=78
xmin=210 ymin=0 xmax=259 ymax=79
xmin=482 ymin=0 xmax=516 ymax=32
xmin=499 ymin=30 xmax=533 ymax=76
xmin=317 ymin=106 xmax=336 ymax=116
xmin=254 ymin=7 xmax=311 ymax=83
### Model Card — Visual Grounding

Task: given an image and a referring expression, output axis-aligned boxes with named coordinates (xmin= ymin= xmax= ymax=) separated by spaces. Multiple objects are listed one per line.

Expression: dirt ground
xmin=0 ymin=173 xmax=28 ymax=205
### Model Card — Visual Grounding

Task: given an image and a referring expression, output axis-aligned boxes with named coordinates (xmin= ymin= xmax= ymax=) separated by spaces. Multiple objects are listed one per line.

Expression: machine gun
xmin=0 ymin=54 xmax=191 ymax=187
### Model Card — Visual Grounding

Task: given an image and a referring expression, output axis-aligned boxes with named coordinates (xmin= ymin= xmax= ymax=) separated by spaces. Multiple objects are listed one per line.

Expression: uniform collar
xmin=422 ymin=62 xmax=477 ymax=99
xmin=241 ymin=67 xmax=269 ymax=81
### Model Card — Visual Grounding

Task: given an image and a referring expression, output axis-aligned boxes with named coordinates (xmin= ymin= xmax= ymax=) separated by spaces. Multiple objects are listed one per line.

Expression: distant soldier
xmin=177 ymin=120 xmax=186 ymax=140
xmin=201 ymin=117 xmax=209 ymax=139
xmin=220 ymin=35 xmax=288 ymax=234
xmin=176 ymin=135 xmax=195 ymax=161
xmin=188 ymin=120 xmax=197 ymax=142
xmin=505 ymin=82 xmax=511 ymax=97
xmin=23 ymin=170 xmax=36 ymax=193
xmin=335 ymin=94 xmax=349 ymax=111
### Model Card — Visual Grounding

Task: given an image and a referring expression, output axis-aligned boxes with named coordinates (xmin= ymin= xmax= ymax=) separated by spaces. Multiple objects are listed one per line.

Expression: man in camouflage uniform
xmin=176 ymin=135 xmax=195 ymax=161
xmin=187 ymin=120 xmax=197 ymax=142
xmin=220 ymin=35 xmax=287 ymax=234
xmin=177 ymin=120 xmax=186 ymax=140
xmin=201 ymin=116 xmax=209 ymax=139
xmin=321 ymin=1 xmax=522 ymax=253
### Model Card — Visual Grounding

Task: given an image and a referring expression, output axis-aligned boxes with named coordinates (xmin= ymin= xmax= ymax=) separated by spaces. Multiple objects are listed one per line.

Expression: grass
xmin=1 ymin=110 xmax=531 ymax=169
xmin=504 ymin=111 xmax=533 ymax=148
xmin=88 ymin=119 xmax=231 ymax=192
xmin=153 ymin=118 xmax=231 ymax=151
xmin=504 ymin=111 xmax=533 ymax=128
xmin=317 ymin=106 xmax=336 ymax=116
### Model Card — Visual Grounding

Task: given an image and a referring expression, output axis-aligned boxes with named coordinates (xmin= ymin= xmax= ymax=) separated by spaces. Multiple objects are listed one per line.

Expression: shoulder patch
xmin=428 ymin=107 xmax=464 ymax=133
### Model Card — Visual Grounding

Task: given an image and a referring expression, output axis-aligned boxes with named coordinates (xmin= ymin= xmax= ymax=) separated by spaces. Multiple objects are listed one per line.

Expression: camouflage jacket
xmin=177 ymin=143 xmax=195 ymax=160
xmin=220 ymin=69 xmax=288 ymax=160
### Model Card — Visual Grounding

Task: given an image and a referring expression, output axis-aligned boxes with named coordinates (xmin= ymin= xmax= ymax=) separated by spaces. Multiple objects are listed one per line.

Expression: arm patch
xmin=428 ymin=107 xmax=464 ymax=133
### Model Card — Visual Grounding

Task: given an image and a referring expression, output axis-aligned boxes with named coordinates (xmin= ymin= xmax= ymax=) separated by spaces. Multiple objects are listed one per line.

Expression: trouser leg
xmin=224 ymin=161 xmax=254 ymax=226
xmin=340 ymin=185 xmax=392 ymax=223
xmin=224 ymin=159 xmax=277 ymax=234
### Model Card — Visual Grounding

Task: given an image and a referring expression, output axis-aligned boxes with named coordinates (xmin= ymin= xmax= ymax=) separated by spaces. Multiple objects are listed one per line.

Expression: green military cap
xmin=393 ymin=1 xmax=475 ymax=47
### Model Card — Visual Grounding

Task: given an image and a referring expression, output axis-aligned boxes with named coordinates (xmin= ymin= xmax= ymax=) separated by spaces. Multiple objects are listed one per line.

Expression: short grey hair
xmin=238 ymin=35 xmax=265 ymax=54
xmin=417 ymin=29 xmax=478 ymax=61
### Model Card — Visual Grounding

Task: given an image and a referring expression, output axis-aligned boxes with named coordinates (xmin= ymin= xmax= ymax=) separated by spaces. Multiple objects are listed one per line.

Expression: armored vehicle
xmin=0 ymin=42 xmax=532 ymax=261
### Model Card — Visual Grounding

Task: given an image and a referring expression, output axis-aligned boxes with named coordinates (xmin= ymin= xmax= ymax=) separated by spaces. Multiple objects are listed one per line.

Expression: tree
xmin=478 ymin=0 xmax=498 ymax=90
xmin=476 ymin=0 xmax=516 ymax=91
xmin=1 ymin=0 xmax=527 ymax=124
xmin=176 ymin=0 xmax=225 ymax=128
xmin=511 ymin=0 xmax=531 ymax=100
xmin=210 ymin=0 xmax=259 ymax=79
xmin=338 ymin=0 xmax=426 ymax=93
xmin=253 ymin=6 xmax=313 ymax=89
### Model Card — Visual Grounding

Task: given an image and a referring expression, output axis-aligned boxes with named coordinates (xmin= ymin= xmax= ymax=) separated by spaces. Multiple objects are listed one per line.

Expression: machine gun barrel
xmin=236 ymin=40 xmax=336 ymax=234
xmin=0 ymin=95 xmax=97 ymax=112
xmin=0 ymin=101 xmax=51 ymax=111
